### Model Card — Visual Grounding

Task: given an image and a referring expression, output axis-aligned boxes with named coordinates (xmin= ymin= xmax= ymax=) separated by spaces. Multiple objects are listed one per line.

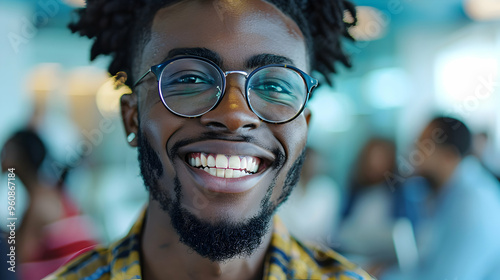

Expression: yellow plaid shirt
xmin=45 ymin=208 xmax=374 ymax=280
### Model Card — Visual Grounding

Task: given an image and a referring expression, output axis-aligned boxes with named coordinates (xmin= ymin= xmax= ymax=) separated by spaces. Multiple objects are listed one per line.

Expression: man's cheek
xmin=268 ymin=163 xmax=292 ymax=202
xmin=178 ymin=184 xmax=212 ymax=217
xmin=283 ymin=125 xmax=308 ymax=149
xmin=160 ymin=152 xmax=177 ymax=179
xmin=142 ymin=121 xmax=173 ymax=174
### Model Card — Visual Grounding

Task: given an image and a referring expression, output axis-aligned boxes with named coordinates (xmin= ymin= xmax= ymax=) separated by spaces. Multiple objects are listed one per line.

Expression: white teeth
xmin=188 ymin=153 xmax=262 ymax=178
xmin=215 ymin=154 xmax=228 ymax=168
xmin=247 ymin=158 xmax=254 ymax=173
xmin=216 ymin=168 xmax=225 ymax=178
xmin=209 ymin=167 xmax=217 ymax=176
xmin=228 ymin=156 xmax=240 ymax=169
xmin=201 ymin=154 xmax=207 ymax=166
xmin=253 ymin=158 xmax=260 ymax=172
xmin=240 ymin=157 xmax=247 ymax=169
xmin=207 ymin=155 xmax=216 ymax=167
xmin=225 ymin=169 xmax=234 ymax=178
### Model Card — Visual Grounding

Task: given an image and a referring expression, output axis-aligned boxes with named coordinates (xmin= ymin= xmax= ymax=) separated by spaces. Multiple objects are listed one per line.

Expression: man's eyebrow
xmin=246 ymin=54 xmax=294 ymax=69
xmin=160 ymin=50 xmax=293 ymax=70
xmin=162 ymin=48 xmax=223 ymax=66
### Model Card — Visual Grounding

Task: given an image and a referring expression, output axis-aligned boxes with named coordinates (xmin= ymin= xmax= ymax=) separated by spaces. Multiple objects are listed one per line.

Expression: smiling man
xmin=46 ymin=0 xmax=374 ymax=279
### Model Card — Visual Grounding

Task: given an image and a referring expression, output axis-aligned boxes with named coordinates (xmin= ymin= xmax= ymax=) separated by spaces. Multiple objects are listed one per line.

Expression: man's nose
xmin=199 ymin=74 xmax=261 ymax=132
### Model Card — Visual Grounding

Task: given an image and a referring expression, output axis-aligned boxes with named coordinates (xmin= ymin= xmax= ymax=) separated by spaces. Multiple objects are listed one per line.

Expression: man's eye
xmin=252 ymin=82 xmax=292 ymax=94
xmin=176 ymin=75 xmax=211 ymax=84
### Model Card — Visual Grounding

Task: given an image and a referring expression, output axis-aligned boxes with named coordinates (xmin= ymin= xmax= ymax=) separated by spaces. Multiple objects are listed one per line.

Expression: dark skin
xmin=120 ymin=1 xmax=311 ymax=279
xmin=415 ymin=123 xmax=462 ymax=192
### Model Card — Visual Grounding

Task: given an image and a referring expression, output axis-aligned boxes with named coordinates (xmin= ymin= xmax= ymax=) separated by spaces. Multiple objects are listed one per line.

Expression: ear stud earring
xmin=127 ymin=132 xmax=136 ymax=143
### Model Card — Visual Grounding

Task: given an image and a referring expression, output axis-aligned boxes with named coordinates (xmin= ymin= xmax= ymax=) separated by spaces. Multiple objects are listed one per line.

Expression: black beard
xmin=137 ymin=128 xmax=306 ymax=262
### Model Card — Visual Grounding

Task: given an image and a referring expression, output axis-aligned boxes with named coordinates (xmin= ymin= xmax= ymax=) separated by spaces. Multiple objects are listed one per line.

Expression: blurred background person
xmin=472 ymin=131 xmax=500 ymax=182
xmin=382 ymin=116 xmax=500 ymax=280
xmin=1 ymin=129 xmax=98 ymax=280
xmin=277 ymin=147 xmax=341 ymax=247
xmin=334 ymin=138 xmax=424 ymax=272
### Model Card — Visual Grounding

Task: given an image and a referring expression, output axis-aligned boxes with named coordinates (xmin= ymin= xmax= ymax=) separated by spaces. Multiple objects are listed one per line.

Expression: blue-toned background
xmin=0 ymin=0 xmax=499 ymax=263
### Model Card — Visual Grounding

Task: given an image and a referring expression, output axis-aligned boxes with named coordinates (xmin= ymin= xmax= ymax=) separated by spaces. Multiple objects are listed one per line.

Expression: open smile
xmin=187 ymin=153 xmax=261 ymax=179
xmin=177 ymin=140 xmax=275 ymax=193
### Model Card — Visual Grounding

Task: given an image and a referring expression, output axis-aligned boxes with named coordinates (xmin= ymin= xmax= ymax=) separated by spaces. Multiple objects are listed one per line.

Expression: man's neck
xmin=141 ymin=202 xmax=272 ymax=280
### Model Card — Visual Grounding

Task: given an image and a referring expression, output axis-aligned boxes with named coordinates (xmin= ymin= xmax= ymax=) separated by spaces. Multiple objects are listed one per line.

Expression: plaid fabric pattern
xmin=45 ymin=208 xmax=374 ymax=280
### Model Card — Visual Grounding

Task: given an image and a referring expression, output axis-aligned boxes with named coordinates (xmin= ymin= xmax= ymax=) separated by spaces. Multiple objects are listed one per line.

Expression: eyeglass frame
xmin=133 ymin=55 xmax=319 ymax=124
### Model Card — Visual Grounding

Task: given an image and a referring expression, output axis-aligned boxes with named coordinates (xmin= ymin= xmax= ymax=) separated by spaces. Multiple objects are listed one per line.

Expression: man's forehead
xmin=139 ymin=0 xmax=307 ymax=72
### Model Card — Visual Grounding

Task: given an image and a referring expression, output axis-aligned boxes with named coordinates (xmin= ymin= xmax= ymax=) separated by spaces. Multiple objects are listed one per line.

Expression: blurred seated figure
xmin=382 ymin=117 xmax=500 ymax=280
xmin=335 ymin=138 xmax=424 ymax=272
xmin=277 ymin=147 xmax=341 ymax=246
xmin=472 ymin=131 xmax=500 ymax=183
xmin=1 ymin=129 xmax=98 ymax=280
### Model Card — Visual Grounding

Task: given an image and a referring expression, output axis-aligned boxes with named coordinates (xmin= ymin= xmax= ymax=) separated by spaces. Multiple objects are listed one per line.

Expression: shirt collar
xmin=108 ymin=207 xmax=329 ymax=280
xmin=109 ymin=207 xmax=145 ymax=280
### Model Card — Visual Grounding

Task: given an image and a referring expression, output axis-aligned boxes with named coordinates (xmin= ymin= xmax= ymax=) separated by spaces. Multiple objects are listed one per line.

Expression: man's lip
xmin=186 ymin=167 xmax=265 ymax=193
xmin=177 ymin=140 xmax=275 ymax=164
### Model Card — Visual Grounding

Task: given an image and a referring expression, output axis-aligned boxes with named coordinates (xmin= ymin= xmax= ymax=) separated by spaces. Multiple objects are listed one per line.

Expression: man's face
xmin=124 ymin=0 xmax=310 ymax=261
xmin=415 ymin=123 xmax=448 ymax=183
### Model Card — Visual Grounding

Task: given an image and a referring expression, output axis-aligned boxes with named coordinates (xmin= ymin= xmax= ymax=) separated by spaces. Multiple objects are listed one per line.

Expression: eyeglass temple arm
xmin=307 ymin=76 xmax=319 ymax=92
xmin=293 ymin=66 xmax=318 ymax=92
xmin=133 ymin=69 xmax=152 ymax=88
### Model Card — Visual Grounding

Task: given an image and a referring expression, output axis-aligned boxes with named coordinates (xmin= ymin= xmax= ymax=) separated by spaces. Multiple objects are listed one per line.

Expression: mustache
xmin=168 ymin=131 xmax=286 ymax=169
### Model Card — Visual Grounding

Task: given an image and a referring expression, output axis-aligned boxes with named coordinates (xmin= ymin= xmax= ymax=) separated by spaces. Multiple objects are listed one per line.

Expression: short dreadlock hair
xmin=69 ymin=0 xmax=356 ymax=87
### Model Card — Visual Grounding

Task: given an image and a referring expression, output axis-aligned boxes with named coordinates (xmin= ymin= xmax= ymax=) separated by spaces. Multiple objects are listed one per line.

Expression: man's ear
xmin=121 ymin=93 xmax=139 ymax=146
xmin=304 ymin=108 xmax=312 ymax=126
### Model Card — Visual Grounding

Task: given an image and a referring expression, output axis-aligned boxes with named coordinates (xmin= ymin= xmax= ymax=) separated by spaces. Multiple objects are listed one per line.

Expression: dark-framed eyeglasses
xmin=133 ymin=55 xmax=318 ymax=124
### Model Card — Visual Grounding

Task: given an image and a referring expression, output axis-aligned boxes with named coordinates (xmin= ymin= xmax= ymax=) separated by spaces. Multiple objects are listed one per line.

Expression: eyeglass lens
xmin=247 ymin=67 xmax=307 ymax=122
xmin=158 ymin=58 xmax=308 ymax=122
